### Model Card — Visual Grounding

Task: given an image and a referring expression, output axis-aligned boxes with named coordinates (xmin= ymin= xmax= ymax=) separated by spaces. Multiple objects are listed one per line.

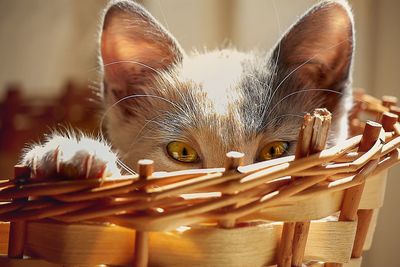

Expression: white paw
xmin=21 ymin=134 xmax=121 ymax=179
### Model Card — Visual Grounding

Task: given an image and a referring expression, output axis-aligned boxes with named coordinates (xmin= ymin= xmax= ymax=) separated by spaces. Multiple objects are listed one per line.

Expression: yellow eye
xmin=258 ymin=141 xmax=289 ymax=161
xmin=167 ymin=141 xmax=199 ymax=163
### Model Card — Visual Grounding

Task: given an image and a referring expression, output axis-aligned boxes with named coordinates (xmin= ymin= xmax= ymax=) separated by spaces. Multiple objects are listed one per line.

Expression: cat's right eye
xmin=258 ymin=141 xmax=289 ymax=161
xmin=167 ymin=141 xmax=199 ymax=163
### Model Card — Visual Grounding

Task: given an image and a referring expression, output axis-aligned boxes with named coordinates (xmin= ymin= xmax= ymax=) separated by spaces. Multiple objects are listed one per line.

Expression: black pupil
xmin=269 ymin=146 xmax=276 ymax=156
xmin=182 ymin=147 xmax=188 ymax=157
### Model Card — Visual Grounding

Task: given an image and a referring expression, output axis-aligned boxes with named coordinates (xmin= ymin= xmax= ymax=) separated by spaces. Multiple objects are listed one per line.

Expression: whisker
xmin=88 ymin=60 xmax=164 ymax=77
xmin=99 ymin=94 xmax=182 ymax=141
xmin=266 ymin=88 xmax=343 ymax=119
xmin=127 ymin=112 xmax=169 ymax=151
xmin=261 ymin=113 xmax=305 ymax=132
xmin=267 ymin=39 xmax=349 ymax=110
xmin=116 ymin=158 xmax=137 ymax=175
xmin=245 ymin=73 xmax=270 ymax=91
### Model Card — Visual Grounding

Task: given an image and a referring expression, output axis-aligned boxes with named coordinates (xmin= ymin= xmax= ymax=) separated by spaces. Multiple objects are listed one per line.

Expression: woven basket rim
xmin=0 ymin=90 xmax=398 ymax=232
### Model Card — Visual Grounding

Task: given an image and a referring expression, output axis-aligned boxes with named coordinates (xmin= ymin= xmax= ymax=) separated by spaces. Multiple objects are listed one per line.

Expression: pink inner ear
xmin=101 ymin=30 xmax=175 ymax=69
xmin=280 ymin=3 xmax=353 ymax=88
xmin=101 ymin=32 xmax=168 ymax=88
xmin=100 ymin=3 xmax=183 ymax=94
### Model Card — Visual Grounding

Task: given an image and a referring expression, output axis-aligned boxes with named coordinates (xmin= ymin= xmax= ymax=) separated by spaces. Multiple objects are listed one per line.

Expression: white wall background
xmin=0 ymin=0 xmax=399 ymax=266
xmin=0 ymin=0 xmax=108 ymax=97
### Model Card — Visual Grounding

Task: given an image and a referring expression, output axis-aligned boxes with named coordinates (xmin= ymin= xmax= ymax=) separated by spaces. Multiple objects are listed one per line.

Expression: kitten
xmin=22 ymin=0 xmax=354 ymax=179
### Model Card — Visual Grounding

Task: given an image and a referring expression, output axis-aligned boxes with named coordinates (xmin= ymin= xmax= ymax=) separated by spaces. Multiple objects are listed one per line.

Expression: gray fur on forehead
xmin=136 ymin=51 xmax=327 ymax=148
xmin=102 ymin=0 xmax=353 ymax=154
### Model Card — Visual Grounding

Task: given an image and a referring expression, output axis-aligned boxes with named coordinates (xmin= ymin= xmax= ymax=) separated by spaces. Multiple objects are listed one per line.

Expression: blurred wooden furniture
xmin=0 ymin=81 xmax=100 ymax=179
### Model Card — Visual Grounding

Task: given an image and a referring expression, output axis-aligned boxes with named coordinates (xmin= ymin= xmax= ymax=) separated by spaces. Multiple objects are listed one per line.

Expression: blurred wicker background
xmin=0 ymin=81 xmax=100 ymax=179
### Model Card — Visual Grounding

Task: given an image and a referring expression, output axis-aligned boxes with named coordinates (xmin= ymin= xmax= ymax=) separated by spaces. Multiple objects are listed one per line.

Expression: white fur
xmin=22 ymin=0 xmax=355 ymax=178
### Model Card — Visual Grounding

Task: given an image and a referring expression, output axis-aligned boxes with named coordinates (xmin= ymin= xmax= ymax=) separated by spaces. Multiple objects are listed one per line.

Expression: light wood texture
xmin=8 ymin=166 xmax=30 ymax=259
xmin=0 ymin=256 xmax=361 ymax=267
xmin=348 ymin=122 xmax=382 ymax=258
xmin=279 ymin=113 xmax=316 ymax=267
xmin=325 ymin=122 xmax=382 ymax=267
xmin=292 ymin=221 xmax=311 ymax=266
xmin=0 ymin=94 xmax=398 ymax=267
xmin=338 ymin=122 xmax=382 ymax=222
xmin=91 ymin=168 xmax=389 ymax=233
xmin=350 ymin=112 xmax=397 ymax=259
xmin=0 ymin=124 xmax=396 ymax=230
xmin=362 ymin=209 xmax=379 ymax=251
xmin=25 ymin=222 xmax=135 ymax=266
xmin=0 ymin=222 xmax=9 ymax=254
xmin=277 ymin=222 xmax=295 ymax=267
xmin=352 ymin=209 xmax=373 ymax=258
xmin=0 ymin=257 xmax=59 ymax=267
xmin=218 ymin=152 xmax=244 ymax=228
xmin=305 ymin=221 xmax=356 ymax=263
xmin=311 ymin=257 xmax=362 ymax=267
xmin=349 ymin=113 xmax=397 ymax=259
xmin=134 ymin=159 xmax=153 ymax=267
xmin=19 ymin=220 xmax=356 ymax=267
xmin=248 ymin=171 xmax=388 ymax=223
xmin=135 ymin=232 xmax=149 ymax=267
xmin=292 ymin=109 xmax=331 ymax=267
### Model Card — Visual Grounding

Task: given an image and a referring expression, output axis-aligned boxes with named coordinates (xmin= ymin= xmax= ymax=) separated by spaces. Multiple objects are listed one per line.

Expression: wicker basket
xmin=0 ymin=89 xmax=399 ymax=267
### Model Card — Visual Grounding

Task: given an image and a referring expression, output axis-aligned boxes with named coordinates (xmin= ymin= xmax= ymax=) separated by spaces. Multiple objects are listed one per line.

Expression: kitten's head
xmin=99 ymin=0 xmax=354 ymax=171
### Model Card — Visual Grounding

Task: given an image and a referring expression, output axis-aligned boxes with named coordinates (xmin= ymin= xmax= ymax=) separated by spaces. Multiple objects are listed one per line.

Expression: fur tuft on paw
xmin=21 ymin=133 xmax=121 ymax=180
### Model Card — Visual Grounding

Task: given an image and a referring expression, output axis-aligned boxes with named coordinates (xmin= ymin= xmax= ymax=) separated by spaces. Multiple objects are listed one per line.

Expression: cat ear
xmin=100 ymin=0 xmax=183 ymax=100
xmin=272 ymin=0 xmax=354 ymax=101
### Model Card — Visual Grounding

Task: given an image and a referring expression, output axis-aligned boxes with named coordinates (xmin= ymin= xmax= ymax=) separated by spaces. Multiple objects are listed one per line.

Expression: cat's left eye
xmin=167 ymin=141 xmax=199 ymax=163
xmin=258 ymin=141 xmax=289 ymax=161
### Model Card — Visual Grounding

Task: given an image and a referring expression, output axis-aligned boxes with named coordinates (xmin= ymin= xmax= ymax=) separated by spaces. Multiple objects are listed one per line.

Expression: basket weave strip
xmin=0 ymin=92 xmax=398 ymax=234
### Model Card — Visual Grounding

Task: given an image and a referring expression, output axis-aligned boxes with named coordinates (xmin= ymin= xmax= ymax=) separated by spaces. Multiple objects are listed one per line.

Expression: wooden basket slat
xmin=0 ymin=143 xmax=396 ymax=230
xmin=238 ymin=171 xmax=387 ymax=223
xmin=0 ymin=257 xmax=58 ymax=267
xmin=362 ymin=208 xmax=379 ymax=251
xmin=0 ymin=91 xmax=398 ymax=267
xmin=5 ymin=220 xmax=355 ymax=267
xmin=308 ymin=257 xmax=362 ymax=267
xmin=0 ymin=258 xmax=365 ymax=267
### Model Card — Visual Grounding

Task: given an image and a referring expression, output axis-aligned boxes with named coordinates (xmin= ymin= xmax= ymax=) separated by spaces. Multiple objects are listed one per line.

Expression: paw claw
xmin=22 ymin=134 xmax=120 ymax=180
